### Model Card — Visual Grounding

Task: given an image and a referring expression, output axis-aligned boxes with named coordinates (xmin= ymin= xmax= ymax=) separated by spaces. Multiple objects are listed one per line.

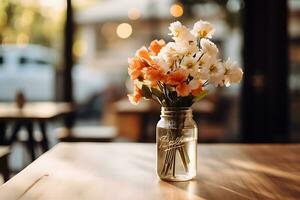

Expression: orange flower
xmin=128 ymin=85 xmax=142 ymax=105
xmin=165 ymin=69 xmax=189 ymax=86
xmin=176 ymin=82 xmax=192 ymax=97
xmin=149 ymin=39 xmax=165 ymax=56
xmin=191 ymin=87 xmax=203 ymax=96
xmin=128 ymin=57 xmax=147 ymax=80
xmin=189 ymin=80 xmax=203 ymax=96
xmin=144 ymin=66 xmax=165 ymax=84
xmin=136 ymin=46 xmax=154 ymax=65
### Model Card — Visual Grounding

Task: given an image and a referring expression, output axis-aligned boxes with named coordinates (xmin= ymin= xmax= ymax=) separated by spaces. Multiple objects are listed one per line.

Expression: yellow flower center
xmin=200 ymin=30 xmax=207 ymax=37
xmin=209 ymin=64 xmax=217 ymax=73
xmin=187 ymin=62 xmax=194 ymax=69
xmin=174 ymin=29 xmax=182 ymax=37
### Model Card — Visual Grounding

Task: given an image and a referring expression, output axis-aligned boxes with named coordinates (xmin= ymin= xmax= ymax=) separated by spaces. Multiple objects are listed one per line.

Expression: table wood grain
xmin=0 ymin=143 xmax=299 ymax=200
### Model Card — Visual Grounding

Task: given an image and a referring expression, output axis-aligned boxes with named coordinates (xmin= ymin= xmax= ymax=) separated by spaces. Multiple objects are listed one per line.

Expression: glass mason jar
xmin=156 ymin=107 xmax=198 ymax=181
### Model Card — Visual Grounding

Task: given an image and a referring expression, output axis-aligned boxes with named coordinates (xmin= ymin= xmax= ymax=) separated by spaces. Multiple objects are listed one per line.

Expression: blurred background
xmin=0 ymin=0 xmax=298 ymax=179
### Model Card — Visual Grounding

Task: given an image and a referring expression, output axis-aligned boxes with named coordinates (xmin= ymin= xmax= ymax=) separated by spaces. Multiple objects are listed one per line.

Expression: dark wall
xmin=241 ymin=0 xmax=289 ymax=142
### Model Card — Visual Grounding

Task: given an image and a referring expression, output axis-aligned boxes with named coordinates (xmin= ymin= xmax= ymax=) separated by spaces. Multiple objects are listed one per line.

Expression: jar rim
xmin=161 ymin=107 xmax=192 ymax=114
xmin=161 ymin=107 xmax=193 ymax=117
xmin=161 ymin=107 xmax=191 ymax=111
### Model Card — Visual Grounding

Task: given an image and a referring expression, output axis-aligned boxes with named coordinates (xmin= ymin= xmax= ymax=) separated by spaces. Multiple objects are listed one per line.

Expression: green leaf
xmin=169 ymin=91 xmax=177 ymax=100
xmin=151 ymin=87 xmax=167 ymax=106
xmin=193 ymin=90 xmax=208 ymax=102
xmin=176 ymin=96 xmax=193 ymax=107
xmin=161 ymin=99 xmax=168 ymax=107
xmin=151 ymin=88 xmax=164 ymax=100
xmin=141 ymin=85 xmax=152 ymax=99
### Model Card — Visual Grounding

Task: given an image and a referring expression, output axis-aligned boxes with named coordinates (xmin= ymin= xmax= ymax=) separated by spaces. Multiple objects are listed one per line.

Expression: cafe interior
xmin=0 ymin=0 xmax=299 ymax=199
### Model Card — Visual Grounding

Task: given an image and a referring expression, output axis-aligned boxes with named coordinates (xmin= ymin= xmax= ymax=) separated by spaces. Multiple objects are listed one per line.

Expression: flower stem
xmin=172 ymin=149 xmax=176 ymax=177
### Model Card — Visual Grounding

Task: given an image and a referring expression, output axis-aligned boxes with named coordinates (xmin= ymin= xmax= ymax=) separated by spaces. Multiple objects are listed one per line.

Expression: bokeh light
xmin=170 ymin=4 xmax=184 ymax=18
xmin=116 ymin=23 xmax=132 ymax=39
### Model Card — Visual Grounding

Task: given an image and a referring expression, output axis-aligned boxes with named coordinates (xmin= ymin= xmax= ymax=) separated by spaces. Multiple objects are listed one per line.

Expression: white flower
xmin=152 ymin=55 xmax=171 ymax=74
xmin=222 ymin=58 xmax=243 ymax=86
xmin=200 ymin=38 xmax=218 ymax=57
xmin=198 ymin=69 xmax=209 ymax=80
xmin=197 ymin=53 xmax=217 ymax=69
xmin=180 ymin=55 xmax=199 ymax=77
xmin=175 ymin=40 xmax=198 ymax=56
xmin=169 ymin=21 xmax=196 ymax=43
xmin=199 ymin=61 xmax=225 ymax=86
xmin=158 ymin=42 xmax=179 ymax=66
xmin=191 ymin=20 xmax=215 ymax=38
xmin=169 ymin=21 xmax=185 ymax=37
xmin=179 ymin=31 xmax=197 ymax=43
xmin=180 ymin=55 xmax=198 ymax=71
xmin=208 ymin=62 xmax=225 ymax=86
xmin=197 ymin=53 xmax=218 ymax=80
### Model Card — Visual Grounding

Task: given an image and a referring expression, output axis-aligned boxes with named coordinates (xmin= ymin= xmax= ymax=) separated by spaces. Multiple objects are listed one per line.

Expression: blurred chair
xmin=56 ymin=126 xmax=117 ymax=142
xmin=17 ymin=130 xmax=44 ymax=158
xmin=0 ymin=146 xmax=10 ymax=182
xmin=8 ymin=121 xmax=48 ymax=162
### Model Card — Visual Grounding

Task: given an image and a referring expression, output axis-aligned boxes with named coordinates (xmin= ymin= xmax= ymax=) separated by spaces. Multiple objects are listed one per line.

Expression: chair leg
xmin=0 ymin=122 xmax=7 ymax=145
xmin=0 ymin=155 xmax=9 ymax=182
xmin=9 ymin=122 xmax=23 ymax=145
xmin=38 ymin=121 xmax=49 ymax=152
xmin=24 ymin=122 xmax=35 ymax=161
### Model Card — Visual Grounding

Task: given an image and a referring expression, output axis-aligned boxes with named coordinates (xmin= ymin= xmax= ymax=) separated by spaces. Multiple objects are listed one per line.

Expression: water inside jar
xmin=157 ymin=127 xmax=197 ymax=181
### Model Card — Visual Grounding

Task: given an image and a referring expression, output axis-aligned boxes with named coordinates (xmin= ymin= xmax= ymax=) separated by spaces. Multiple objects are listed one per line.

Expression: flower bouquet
xmin=127 ymin=20 xmax=243 ymax=181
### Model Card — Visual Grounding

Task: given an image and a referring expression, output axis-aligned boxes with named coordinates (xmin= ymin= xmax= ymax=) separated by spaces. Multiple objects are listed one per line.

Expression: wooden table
xmin=0 ymin=102 xmax=74 ymax=160
xmin=0 ymin=143 xmax=299 ymax=199
xmin=0 ymin=102 xmax=73 ymax=120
